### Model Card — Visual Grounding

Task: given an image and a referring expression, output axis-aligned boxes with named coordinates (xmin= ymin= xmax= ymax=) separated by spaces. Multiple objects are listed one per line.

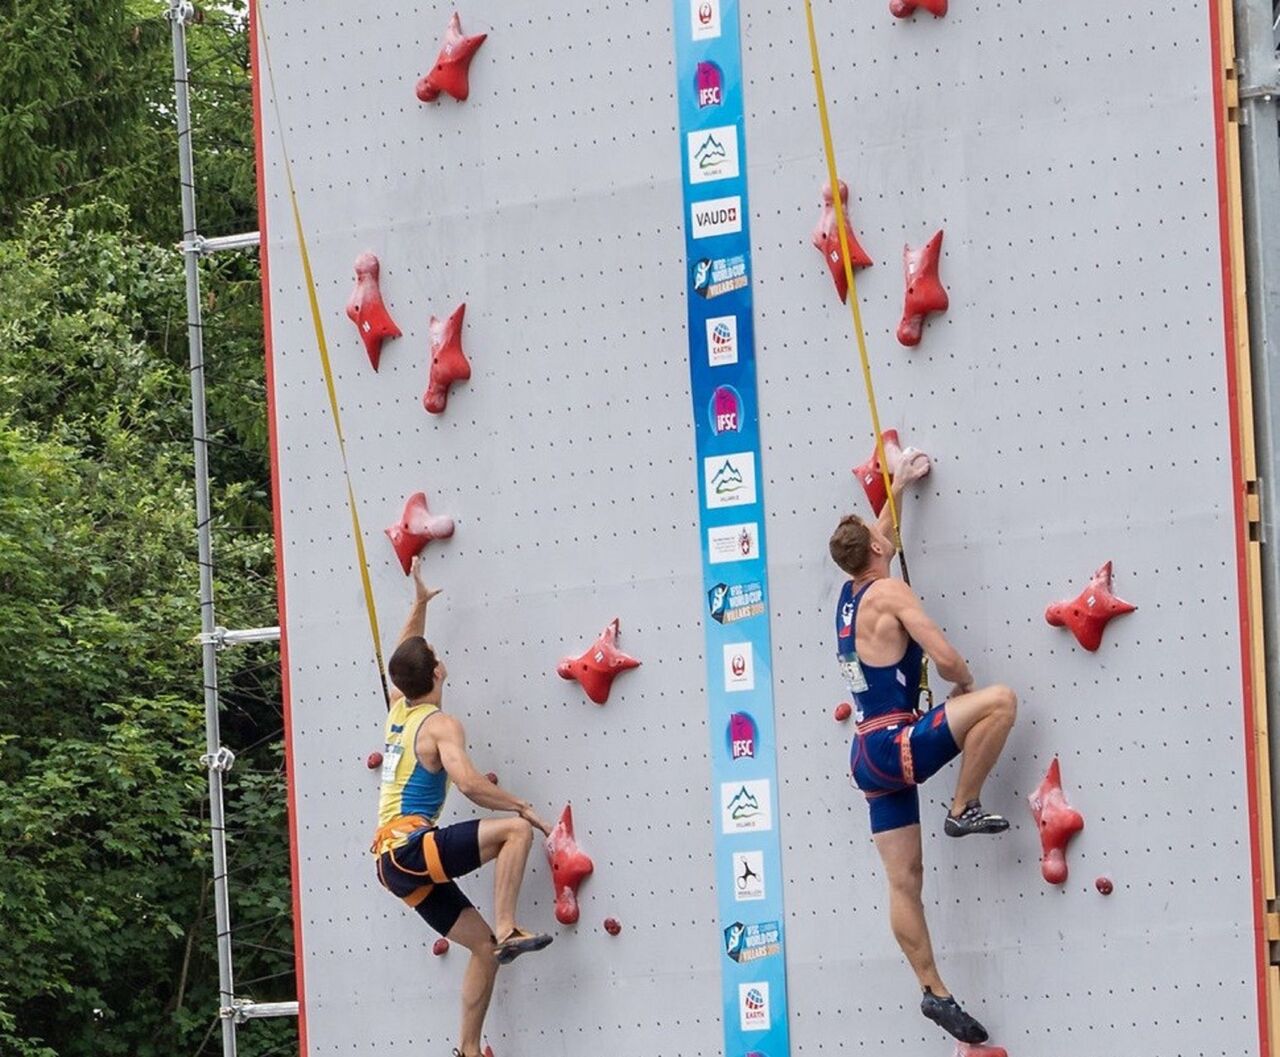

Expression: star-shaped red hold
xmin=545 ymin=804 xmax=594 ymax=925
xmin=423 ymin=303 xmax=471 ymax=415
xmin=812 ymin=179 xmax=873 ymax=303
xmin=346 ymin=252 xmax=401 ymax=371
xmin=416 ymin=13 xmax=487 ymax=103
xmin=891 ymin=0 xmax=948 ymax=17
xmin=385 ymin=491 xmax=455 ymax=574
xmin=1045 ymin=560 xmax=1136 ymax=651
xmin=896 ymin=229 xmax=949 ymax=347
xmin=1029 ymin=757 xmax=1084 ymax=886
xmin=558 ymin=618 xmax=641 ymax=705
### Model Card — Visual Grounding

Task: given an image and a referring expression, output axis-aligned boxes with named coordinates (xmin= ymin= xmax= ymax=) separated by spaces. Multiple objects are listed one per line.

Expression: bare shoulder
xmin=865 ymin=577 xmax=918 ymax=609
xmin=422 ymin=710 xmax=464 ymax=742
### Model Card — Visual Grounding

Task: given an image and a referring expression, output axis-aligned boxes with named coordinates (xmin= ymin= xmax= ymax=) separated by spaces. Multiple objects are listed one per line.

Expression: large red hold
xmin=345 ymin=252 xmax=401 ymax=370
xmin=896 ymin=230 xmax=949 ymax=347
xmin=953 ymin=1044 xmax=1008 ymax=1057
xmin=423 ymin=303 xmax=472 ymax=415
xmin=558 ymin=618 xmax=641 ymax=705
xmin=891 ymin=0 xmax=948 ymax=17
xmin=386 ymin=492 xmax=455 ymax=574
xmin=1045 ymin=561 xmax=1137 ymax=652
xmin=416 ymin=13 xmax=487 ymax=103
xmin=852 ymin=431 xmax=931 ymax=515
xmin=1028 ymin=757 xmax=1084 ymax=885
xmin=811 ymin=179 xmax=873 ymax=303
xmin=545 ymin=804 xmax=594 ymax=925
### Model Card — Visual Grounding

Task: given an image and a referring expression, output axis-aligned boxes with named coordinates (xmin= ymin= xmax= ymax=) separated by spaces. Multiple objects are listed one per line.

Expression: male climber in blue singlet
xmin=829 ymin=450 xmax=1017 ymax=1045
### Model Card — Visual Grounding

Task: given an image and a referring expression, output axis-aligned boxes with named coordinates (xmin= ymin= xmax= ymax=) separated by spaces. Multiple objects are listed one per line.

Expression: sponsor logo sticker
xmin=705 ymin=315 xmax=739 ymax=365
xmin=687 ymin=125 xmax=740 ymax=184
xmin=693 ymin=255 xmax=749 ymax=299
xmin=704 ymin=451 xmax=757 ymax=508
xmin=695 ymin=61 xmax=724 ymax=108
xmin=727 ymin=711 xmax=757 ymax=759
xmin=733 ymin=850 xmax=766 ymax=901
xmin=721 ymin=779 xmax=772 ymax=834
xmin=691 ymin=0 xmax=722 ymax=40
xmin=724 ymin=920 xmax=782 ymax=963
xmin=709 ymin=384 xmax=743 ymax=435
xmin=707 ymin=522 xmax=760 ymax=564
xmin=738 ymin=981 xmax=771 ymax=1031
xmin=707 ymin=579 xmax=764 ymax=624
xmin=691 ymin=195 xmax=743 ymax=239
xmin=723 ymin=642 xmax=755 ymax=692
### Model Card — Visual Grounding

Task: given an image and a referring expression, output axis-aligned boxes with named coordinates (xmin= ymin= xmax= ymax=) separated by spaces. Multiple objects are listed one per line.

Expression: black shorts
xmin=376 ymin=819 xmax=483 ymax=936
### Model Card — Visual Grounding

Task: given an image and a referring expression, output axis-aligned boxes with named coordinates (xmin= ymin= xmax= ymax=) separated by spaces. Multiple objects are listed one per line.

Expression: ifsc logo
xmin=695 ymin=61 xmax=724 ymax=108
xmin=727 ymin=711 xmax=757 ymax=760
xmin=708 ymin=384 xmax=743 ymax=435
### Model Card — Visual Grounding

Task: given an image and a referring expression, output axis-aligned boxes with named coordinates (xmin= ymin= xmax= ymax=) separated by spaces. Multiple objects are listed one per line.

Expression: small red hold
xmin=483 ymin=1048 xmax=494 ymax=1057
xmin=366 ymin=751 xmax=383 ymax=770
xmin=953 ymin=1044 xmax=1008 ymax=1057
xmin=485 ymin=772 xmax=499 ymax=785
xmin=891 ymin=0 xmax=948 ymax=18
xmin=386 ymin=491 xmax=455 ymax=574
xmin=603 ymin=917 xmax=622 ymax=936
xmin=896 ymin=230 xmax=949 ymax=347
xmin=1096 ymin=876 xmax=1114 ymax=895
xmin=416 ymin=12 xmax=487 ymax=103
xmin=423 ymin=303 xmax=471 ymax=415
xmin=811 ymin=179 xmax=873 ymax=303
xmin=432 ymin=937 xmax=450 ymax=956
xmin=545 ymin=804 xmax=594 ymax=925
xmin=1045 ymin=561 xmax=1137 ymax=652
xmin=557 ymin=618 xmax=641 ymax=705
xmin=1029 ymin=757 xmax=1084 ymax=886
xmin=834 ymin=702 xmax=853 ymax=722
xmin=345 ymin=252 xmax=401 ymax=370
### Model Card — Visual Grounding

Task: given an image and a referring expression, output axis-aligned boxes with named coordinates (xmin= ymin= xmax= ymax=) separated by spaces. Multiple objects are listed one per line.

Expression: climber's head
xmin=388 ymin=636 xmax=447 ymax=703
xmin=829 ymin=513 xmax=894 ymax=578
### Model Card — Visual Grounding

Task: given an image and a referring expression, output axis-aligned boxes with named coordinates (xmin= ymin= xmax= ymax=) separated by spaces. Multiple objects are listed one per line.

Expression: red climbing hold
xmin=811 ymin=179 xmax=872 ymax=303
xmin=483 ymin=1047 xmax=494 ymax=1057
xmin=423 ymin=303 xmax=471 ymax=415
xmin=891 ymin=0 xmax=948 ymax=18
xmin=485 ymin=772 xmax=499 ymax=785
xmin=557 ymin=618 xmax=641 ymax=705
xmin=834 ymin=702 xmax=853 ymax=722
xmin=366 ymin=751 xmax=383 ymax=770
xmin=1045 ymin=561 xmax=1136 ymax=652
xmin=896 ymin=230 xmax=948 ymax=347
xmin=1029 ymin=757 xmax=1084 ymax=885
xmin=953 ymin=1044 xmax=1008 ymax=1057
xmin=416 ymin=12 xmax=487 ymax=103
xmin=386 ymin=491 xmax=455 ymax=574
xmin=432 ymin=937 xmax=450 ymax=956
xmin=1096 ymin=876 xmax=1114 ymax=895
xmin=345 ymin=252 xmax=401 ymax=370
xmin=851 ymin=431 xmax=931 ymax=514
xmin=545 ymin=804 xmax=594 ymax=926
xmin=603 ymin=917 xmax=622 ymax=936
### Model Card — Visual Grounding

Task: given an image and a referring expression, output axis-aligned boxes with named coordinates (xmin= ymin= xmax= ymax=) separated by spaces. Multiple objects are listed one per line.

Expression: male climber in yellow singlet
xmin=830 ymin=450 xmax=1018 ymax=1045
xmin=371 ymin=557 xmax=554 ymax=1057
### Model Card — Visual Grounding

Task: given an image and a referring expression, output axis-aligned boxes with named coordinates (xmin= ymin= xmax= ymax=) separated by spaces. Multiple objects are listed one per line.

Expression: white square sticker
xmin=723 ymin=641 xmax=755 ymax=692
xmin=691 ymin=0 xmax=722 ymax=40
xmin=706 ymin=315 xmax=738 ymax=366
xmin=708 ymin=522 xmax=760 ymax=564
xmin=738 ymin=981 xmax=771 ymax=1032
xmin=721 ymin=779 xmax=772 ymax=834
xmin=703 ymin=452 xmax=757 ymax=509
xmin=686 ymin=125 xmax=740 ymax=185
xmin=733 ymin=851 xmax=766 ymax=902
xmin=691 ymin=195 xmax=743 ymax=239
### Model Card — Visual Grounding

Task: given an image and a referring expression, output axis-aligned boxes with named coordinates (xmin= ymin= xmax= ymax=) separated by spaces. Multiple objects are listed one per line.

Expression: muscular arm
xmin=429 ymin=713 xmax=551 ymax=833
xmin=396 ymin=555 xmax=441 ymax=648
xmin=880 ymin=579 xmax=974 ymax=689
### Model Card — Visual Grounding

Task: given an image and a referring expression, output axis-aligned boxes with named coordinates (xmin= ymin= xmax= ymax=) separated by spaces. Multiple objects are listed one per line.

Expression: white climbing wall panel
xmin=254 ymin=0 xmax=1267 ymax=1055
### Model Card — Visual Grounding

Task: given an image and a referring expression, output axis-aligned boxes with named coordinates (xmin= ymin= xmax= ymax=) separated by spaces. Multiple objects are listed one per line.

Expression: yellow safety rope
xmin=802 ymin=1 xmax=930 ymax=702
xmin=255 ymin=0 xmax=389 ymax=703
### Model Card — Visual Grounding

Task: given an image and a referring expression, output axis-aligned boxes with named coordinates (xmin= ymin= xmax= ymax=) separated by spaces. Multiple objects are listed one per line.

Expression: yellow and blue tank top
xmin=375 ymin=697 xmax=451 ymax=850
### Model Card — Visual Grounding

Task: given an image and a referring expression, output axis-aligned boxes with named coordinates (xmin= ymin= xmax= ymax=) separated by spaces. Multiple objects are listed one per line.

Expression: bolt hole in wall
xmin=254 ymin=0 xmax=1263 ymax=1055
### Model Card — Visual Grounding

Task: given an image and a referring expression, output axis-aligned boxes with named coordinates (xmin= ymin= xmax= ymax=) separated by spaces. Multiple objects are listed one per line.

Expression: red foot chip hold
xmin=557 ymin=618 xmax=641 ymax=704
xmin=834 ymin=702 xmax=853 ymax=722
xmin=432 ymin=937 xmax=450 ymax=956
xmin=1045 ymin=561 xmax=1137 ymax=652
xmin=1096 ymin=876 xmax=1114 ymax=895
xmin=545 ymin=804 xmax=594 ymax=925
xmin=953 ymin=1044 xmax=1008 ymax=1057
xmin=345 ymin=252 xmax=401 ymax=370
xmin=891 ymin=0 xmax=948 ymax=17
xmin=366 ymin=751 xmax=383 ymax=770
xmin=423 ymin=303 xmax=471 ymax=415
xmin=603 ymin=917 xmax=622 ymax=936
xmin=483 ymin=1048 xmax=494 ymax=1057
xmin=386 ymin=491 xmax=455 ymax=574
xmin=811 ymin=179 xmax=873 ymax=303
xmin=896 ymin=230 xmax=949 ymax=346
xmin=485 ymin=772 xmax=499 ymax=785
xmin=416 ymin=13 xmax=487 ymax=103
xmin=1029 ymin=757 xmax=1084 ymax=885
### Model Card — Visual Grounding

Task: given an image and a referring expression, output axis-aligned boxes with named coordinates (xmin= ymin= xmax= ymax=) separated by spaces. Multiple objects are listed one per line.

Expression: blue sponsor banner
xmin=671 ymin=2 xmax=791 ymax=1055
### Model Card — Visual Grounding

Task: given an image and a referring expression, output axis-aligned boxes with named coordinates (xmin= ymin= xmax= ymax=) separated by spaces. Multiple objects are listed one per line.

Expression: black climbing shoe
xmin=493 ymin=927 xmax=553 ymax=965
xmin=944 ymin=799 xmax=1010 ymax=837
xmin=920 ymin=988 xmax=989 ymax=1044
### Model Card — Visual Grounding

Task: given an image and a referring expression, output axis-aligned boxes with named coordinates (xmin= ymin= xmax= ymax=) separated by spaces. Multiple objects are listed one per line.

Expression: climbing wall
xmin=253 ymin=2 xmax=1266 ymax=1057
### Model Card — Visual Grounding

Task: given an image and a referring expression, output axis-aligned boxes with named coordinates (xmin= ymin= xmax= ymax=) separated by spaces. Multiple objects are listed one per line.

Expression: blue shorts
xmin=376 ymin=819 xmax=483 ymax=936
xmin=850 ymin=706 xmax=961 ymax=833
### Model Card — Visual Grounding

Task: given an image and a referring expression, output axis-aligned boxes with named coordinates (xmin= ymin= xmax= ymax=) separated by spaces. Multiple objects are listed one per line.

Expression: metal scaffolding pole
xmin=1235 ymin=0 xmax=1280 ymax=894
xmin=168 ymin=3 xmax=238 ymax=1055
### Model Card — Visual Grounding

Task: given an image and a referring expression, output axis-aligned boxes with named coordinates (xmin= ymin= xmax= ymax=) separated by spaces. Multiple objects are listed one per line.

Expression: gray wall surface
xmin=254 ymin=1 xmax=1265 ymax=1054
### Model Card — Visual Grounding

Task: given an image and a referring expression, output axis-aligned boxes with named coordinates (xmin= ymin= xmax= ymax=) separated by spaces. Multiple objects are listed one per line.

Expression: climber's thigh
xmin=430 ymin=819 xmax=485 ymax=878
xmin=476 ymin=816 xmax=528 ymax=866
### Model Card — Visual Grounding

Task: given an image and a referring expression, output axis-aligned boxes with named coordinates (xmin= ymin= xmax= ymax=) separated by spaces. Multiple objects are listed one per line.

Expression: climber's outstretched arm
xmin=878 ymin=448 xmax=931 ymax=541
xmin=396 ymin=555 xmax=442 ymax=648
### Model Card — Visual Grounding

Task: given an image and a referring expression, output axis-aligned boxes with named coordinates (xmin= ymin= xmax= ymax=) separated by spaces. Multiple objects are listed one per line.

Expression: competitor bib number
xmin=839 ymin=656 xmax=869 ymax=694
xmin=379 ymin=744 xmax=403 ymax=784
